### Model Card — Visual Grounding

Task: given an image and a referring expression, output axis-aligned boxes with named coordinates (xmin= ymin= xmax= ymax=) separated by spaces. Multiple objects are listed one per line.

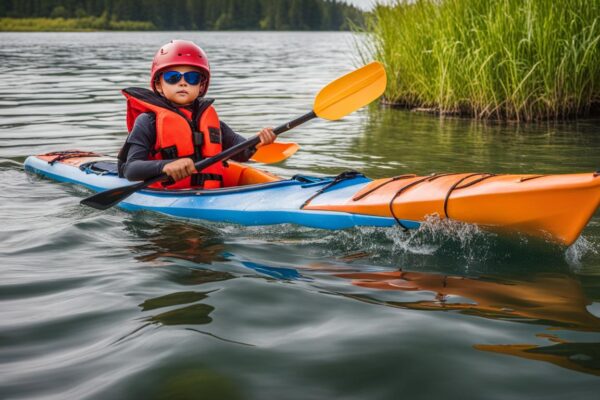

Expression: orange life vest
xmin=120 ymin=88 xmax=224 ymax=189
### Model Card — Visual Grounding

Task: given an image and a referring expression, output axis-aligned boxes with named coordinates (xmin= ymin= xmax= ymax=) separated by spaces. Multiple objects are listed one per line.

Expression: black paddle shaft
xmin=80 ymin=111 xmax=316 ymax=210
xmin=144 ymin=110 xmax=316 ymax=187
xmin=194 ymin=110 xmax=315 ymax=172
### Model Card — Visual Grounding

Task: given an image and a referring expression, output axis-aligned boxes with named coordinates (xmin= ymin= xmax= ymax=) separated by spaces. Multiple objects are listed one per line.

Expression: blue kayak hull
xmin=24 ymin=155 xmax=419 ymax=230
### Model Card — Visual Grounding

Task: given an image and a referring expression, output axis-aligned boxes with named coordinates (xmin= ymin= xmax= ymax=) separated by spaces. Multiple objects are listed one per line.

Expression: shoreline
xmin=380 ymin=99 xmax=600 ymax=121
xmin=0 ymin=17 xmax=358 ymax=32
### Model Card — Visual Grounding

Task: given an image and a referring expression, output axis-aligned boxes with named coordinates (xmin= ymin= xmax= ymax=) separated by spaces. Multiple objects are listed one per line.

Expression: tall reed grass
xmin=364 ymin=0 xmax=600 ymax=120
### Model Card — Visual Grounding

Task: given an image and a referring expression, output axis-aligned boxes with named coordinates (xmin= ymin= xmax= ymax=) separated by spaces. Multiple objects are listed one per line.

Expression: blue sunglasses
xmin=162 ymin=71 xmax=204 ymax=85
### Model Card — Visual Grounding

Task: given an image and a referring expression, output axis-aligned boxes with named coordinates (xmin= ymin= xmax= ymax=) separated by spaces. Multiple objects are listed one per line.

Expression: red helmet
xmin=150 ymin=40 xmax=210 ymax=96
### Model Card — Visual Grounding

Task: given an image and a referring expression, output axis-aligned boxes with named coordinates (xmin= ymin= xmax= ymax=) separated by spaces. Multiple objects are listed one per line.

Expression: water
xmin=1 ymin=32 xmax=600 ymax=399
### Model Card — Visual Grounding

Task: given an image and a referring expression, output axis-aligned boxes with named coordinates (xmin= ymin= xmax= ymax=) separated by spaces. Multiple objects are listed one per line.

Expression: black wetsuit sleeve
xmin=220 ymin=121 xmax=257 ymax=162
xmin=121 ymin=113 xmax=171 ymax=181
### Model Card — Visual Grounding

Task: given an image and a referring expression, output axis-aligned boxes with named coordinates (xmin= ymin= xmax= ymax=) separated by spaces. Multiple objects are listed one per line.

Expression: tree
xmin=50 ymin=5 xmax=68 ymax=18
xmin=0 ymin=0 xmax=364 ymax=31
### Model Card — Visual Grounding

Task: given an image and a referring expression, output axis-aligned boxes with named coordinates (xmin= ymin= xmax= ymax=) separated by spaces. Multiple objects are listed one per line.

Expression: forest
xmin=0 ymin=0 xmax=364 ymax=30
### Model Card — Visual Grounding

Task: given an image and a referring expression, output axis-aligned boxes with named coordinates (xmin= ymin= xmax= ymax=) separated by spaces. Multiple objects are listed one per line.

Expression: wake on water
xmin=212 ymin=214 xmax=596 ymax=272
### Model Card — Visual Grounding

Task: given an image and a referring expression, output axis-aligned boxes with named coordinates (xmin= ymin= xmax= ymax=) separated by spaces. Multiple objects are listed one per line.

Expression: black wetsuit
xmin=119 ymin=112 xmax=255 ymax=181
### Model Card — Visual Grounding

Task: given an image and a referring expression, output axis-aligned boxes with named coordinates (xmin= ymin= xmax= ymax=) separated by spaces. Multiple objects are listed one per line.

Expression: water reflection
xmin=337 ymin=270 xmax=600 ymax=331
xmin=239 ymin=260 xmax=308 ymax=281
xmin=123 ymin=218 xmax=227 ymax=265
xmin=140 ymin=291 xmax=212 ymax=311
xmin=136 ymin=289 xmax=253 ymax=347
xmin=235 ymin=255 xmax=600 ymax=376
xmin=353 ymin=106 xmax=600 ymax=178
xmin=332 ymin=267 xmax=600 ymax=376
xmin=123 ymin=216 xmax=600 ymax=376
xmin=121 ymin=221 xmax=227 ymax=339
xmin=139 ymin=287 xmax=215 ymax=326
xmin=134 ymin=290 xmax=215 ymax=328
xmin=149 ymin=367 xmax=242 ymax=400
xmin=170 ymin=269 xmax=235 ymax=286
xmin=147 ymin=303 xmax=215 ymax=326
xmin=125 ymin=218 xmax=238 ymax=288
xmin=476 ymin=336 xmax=600 ymax=377
xmin=124 ymin=219 xmax=259 ymax=346
xmin=125 ymin=218 xmax=600 ymax=334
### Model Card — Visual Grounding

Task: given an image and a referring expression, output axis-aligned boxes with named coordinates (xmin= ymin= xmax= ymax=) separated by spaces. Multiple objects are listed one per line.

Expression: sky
xmin=343 ymin=0 xmax=394 ymax=10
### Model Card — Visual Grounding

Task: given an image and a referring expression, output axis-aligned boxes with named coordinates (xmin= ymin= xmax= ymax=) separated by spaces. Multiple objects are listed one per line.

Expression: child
xmin=118 ymin=40 xmax=276 ymax=189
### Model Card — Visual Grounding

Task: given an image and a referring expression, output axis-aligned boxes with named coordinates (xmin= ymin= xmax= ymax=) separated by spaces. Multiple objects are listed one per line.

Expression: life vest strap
xmin=209 ymin=127 xmax=222 ymax=144
xmin=193 ymin=130 xmax=204 ymax=162
xmin=160 ymin=145 xmax=178 ymax=160
xmin=191 ymin=173 xmax=224 ymax=187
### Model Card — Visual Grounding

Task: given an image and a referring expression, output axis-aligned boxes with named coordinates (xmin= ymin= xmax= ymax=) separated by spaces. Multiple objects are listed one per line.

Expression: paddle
xmin=250 ymin=142 xmax=300 ymax=164
xmin=81 ymin=61 xmax=387 ymax=210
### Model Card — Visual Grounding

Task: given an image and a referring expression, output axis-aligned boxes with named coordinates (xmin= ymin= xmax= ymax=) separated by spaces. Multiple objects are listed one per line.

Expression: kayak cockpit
xmin=139 ymin=160 xmax=285 ymax=194
xmin=38 ymin=151 xmax=285 ymax=191
xmin=72 ymin=155 xmax=285 ymax=192
xmin=221 ymin=161 xmax=282 ymax=187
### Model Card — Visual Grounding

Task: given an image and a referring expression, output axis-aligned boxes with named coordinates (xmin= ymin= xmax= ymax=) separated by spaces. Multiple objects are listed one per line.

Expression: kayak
xmin=24 ymin=151 xmax=600 ymax=246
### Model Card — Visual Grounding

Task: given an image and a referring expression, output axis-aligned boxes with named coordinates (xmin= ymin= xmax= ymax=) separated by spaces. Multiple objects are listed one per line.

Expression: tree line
xmin=0 ymin=0 xmax=364 ymax=30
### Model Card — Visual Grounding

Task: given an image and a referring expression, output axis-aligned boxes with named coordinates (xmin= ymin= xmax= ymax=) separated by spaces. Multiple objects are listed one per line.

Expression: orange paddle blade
xmin=313 ymin=61 xmax=387 ymax=121
xmin=250 ymin=142 xmax=300 ymax=163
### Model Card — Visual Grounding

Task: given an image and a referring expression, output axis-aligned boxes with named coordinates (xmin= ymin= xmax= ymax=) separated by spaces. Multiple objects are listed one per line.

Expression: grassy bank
xmin=365 ymin=0 xmax=600 ymax=121
xmin=0 ymin=16 xmax=155 ymax=31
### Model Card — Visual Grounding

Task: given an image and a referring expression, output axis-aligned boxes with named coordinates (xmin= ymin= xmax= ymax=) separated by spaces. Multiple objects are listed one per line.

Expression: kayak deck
xmin=24 ymin=151 xmax=600 ymax=245
xmin=305 ymin=172 xmax=600 ymax=245
xmin=24 ymin=152 xmax=406 ymax=230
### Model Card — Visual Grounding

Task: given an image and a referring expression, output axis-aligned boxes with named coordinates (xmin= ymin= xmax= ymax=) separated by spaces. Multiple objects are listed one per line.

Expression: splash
xmin=210 ymin=215 xmax=500 ymax=268
xmin=565 ymin=235 xmax=597 ymax=269
xmin=194 ymin=215 xmax=586 ymax=273
xmin=388 ymin=215 xmax=491 ymax=259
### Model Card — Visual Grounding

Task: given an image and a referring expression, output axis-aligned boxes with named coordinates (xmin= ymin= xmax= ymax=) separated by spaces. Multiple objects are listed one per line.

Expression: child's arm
xmin=121 ymin=113 xmax=171 ymax=181
xmin=220 ymin=122 xmax=275 ymax=162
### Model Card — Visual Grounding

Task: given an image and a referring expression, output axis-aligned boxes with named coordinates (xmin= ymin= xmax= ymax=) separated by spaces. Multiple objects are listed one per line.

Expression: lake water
xmin=1 ymin=32 xmax=600 ymax=399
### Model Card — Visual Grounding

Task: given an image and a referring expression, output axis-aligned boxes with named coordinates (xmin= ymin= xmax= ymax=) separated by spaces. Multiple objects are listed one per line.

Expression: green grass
xmin=363 ymin=0 xmax=600 ymax=121
xmin=0 ymin=16 xmax=155 ymax=31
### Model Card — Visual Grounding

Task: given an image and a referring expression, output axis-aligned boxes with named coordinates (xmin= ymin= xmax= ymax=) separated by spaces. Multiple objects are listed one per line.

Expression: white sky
xmin=343 ymin=0 xmax=394 ymax=10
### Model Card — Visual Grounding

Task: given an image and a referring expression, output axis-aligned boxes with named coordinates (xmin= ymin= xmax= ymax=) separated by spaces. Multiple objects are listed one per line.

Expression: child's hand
xmin=162 ymin=158 xmax=196 ymax=181
xmin=256 ymin=127 xmax=276 ymax=148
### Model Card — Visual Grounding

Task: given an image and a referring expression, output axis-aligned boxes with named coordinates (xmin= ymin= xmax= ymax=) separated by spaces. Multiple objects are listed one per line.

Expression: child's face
xmin=155 ymin=65 xmax=206 ymax=106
